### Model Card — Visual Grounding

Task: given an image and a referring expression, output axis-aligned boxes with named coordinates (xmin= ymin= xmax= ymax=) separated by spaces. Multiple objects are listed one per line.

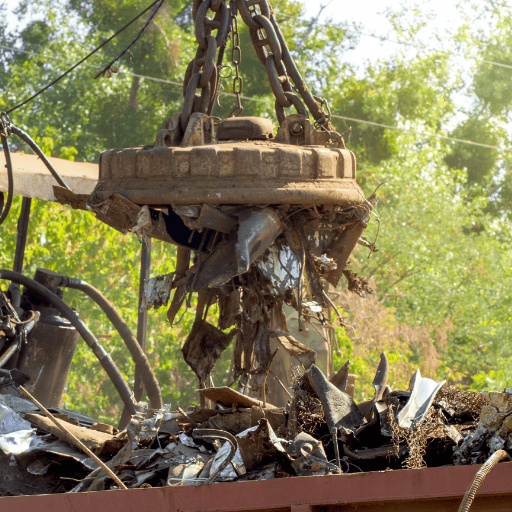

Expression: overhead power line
xmin=0 ymin=46 xmax=507 ymax=152
xmin=343 ymin=28 xmax=512 ymax=71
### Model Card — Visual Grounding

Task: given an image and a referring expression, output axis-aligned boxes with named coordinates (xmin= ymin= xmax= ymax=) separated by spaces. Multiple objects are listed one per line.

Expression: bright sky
xmin=301 ymin=0 xmax=465 ymax=69
xmin=5 ymin=0 xmax=511 ymax=87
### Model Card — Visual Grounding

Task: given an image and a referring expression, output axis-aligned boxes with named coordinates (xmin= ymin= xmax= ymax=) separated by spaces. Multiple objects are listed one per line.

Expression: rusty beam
xmin=2 ymin=462 xmax=512 ymax=512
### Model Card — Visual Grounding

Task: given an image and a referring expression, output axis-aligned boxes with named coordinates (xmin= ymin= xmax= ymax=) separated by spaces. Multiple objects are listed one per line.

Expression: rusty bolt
xmin=290 ymin=122 xmax=304 ymax=136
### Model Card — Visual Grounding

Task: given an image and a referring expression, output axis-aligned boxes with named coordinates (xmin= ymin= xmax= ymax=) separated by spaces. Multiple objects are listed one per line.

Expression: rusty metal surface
xmin=217 ymin=117 xmax=274 ymax=141
xmin=2 ymin=462 xmax=512 ymax=512
xmin=95 ymin=140 xmax=361 ymax=206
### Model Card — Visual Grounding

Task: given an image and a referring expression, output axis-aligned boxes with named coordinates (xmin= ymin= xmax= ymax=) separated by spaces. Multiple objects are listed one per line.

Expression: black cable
xmin=0 ymin=269 xmax=135 ymax=416
xmin=94 ymin=0 xmax=165 ymax=79
xmin=4 ymin=0 xmax=162 ymax=115
xmin=9 ymin=125 xmax=71 ymax=191
xmin=56 ymin=273 xmax=163 ymax=412
xmin=0 ymin=133 xmax=14 ymax=227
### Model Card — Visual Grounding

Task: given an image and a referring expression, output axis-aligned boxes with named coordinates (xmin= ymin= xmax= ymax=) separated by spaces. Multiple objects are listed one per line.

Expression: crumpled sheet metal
xmin=0 ymin=429 xmax=44 ymax=456
xmin=173 ymin=204 xmax=238 ymax=234
xmin=287 ymin=432 xmax=338 ymax=476
xmin=307 ymin=364 xmax=365 ymax=431
xmin=236 ymin=420 xmax=287 ymax=472
xmin=397 ymin=369 xmax=446 ymax=429
xmin=0 ymin=401 xmax=32 ymax=435
xmin=330 ymin=359 xmax=350 ymax=391
xmin=181 ymin=320 xmax=237 ymax=383
xmin=139 ymin=273 xmax=174 ymax=312
xmin=255 ymin=245 xmax=300 ymax=296
xmin=235 ymin=208 xmax=283 ymax=273
xmin=188 ymin=207 xmax=282 ymax=290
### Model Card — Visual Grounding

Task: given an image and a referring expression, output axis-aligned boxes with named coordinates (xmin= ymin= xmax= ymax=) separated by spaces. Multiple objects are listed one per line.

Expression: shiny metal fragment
xmin=397 ymin=369 xmax=446 ymax=429
xmin=255 ymin=245 xmax=300 ymax=296
xmin=235 ymin=208 xmax=283 ymax=274
xmin=139 ymin=273 xmax=174 ymax=312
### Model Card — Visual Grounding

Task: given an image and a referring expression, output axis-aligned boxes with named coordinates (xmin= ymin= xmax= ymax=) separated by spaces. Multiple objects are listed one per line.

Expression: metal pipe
xmin=0 ymin=269 xmax=135 ymax=416
xmin=13 ymin=197 xmax=31 ymax=274
xmin=0 ymin=343 xmax=18 ymax=368
xmin=134 ymin=237 xmax=151 ymax=402
xmin=56 ymin=273 xmax=162 ymax=412
xmin=8 ymin=197 xmax=32 ymax=312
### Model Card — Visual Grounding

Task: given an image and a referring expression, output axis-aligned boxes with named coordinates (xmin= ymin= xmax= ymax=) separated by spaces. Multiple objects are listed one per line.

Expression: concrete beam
xmin=0 ymin=152 xmax=98 ymax=201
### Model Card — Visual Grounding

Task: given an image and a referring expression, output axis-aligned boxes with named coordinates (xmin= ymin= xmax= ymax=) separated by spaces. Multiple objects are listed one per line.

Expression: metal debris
xmin=397 ymin=369 xmax=446 ymax=429
xmin=139 ymin=273 xmax=174 ymax=312
xmin=0 ymin=355 xmax=506 ymax=495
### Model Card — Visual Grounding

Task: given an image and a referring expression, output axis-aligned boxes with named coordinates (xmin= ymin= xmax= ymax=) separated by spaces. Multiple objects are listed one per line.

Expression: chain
xmin=227 ymin=2 xmax=243 ymax=117
xmin=180 ymin=0 xmax=231 ymax=132
xmin=178 ymin=0 xmax=333 ymax=132
xmin=234 ymin=0 xmax=333 ymax=129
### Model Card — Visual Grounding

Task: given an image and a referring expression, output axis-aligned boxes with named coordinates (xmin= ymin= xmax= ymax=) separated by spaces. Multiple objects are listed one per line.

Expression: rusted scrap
xmin=275 ymin=334 xmax=316 ymax=369
xmin=24 ymin=413 xmax=123 ymax=455
xmin=330 ymin=359 xmax=350 ymax=391
xmin=306 ymin=365 xmax=365 ymax=431
xmin=236 ymin=419 xmax=287 ymax=472
xmin=373 ymin=352 xmax=389 ymax=402
xmin=198 ymin=387 xmax=277 ymax=410
xmin=173 ymin=204 xmax=238 ymax=234
xmin=181 ymin=320 xmax=237 ymax=385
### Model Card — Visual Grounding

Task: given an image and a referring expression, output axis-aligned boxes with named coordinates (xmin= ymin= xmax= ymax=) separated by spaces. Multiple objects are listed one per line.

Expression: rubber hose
xmin=457 ymin=449 xmax=511 ymax=512
xmin=0 ymin=269 xmax=135 ymax=416
xmin=9 ymin=125 xmax=71 ymax=191
xmin=0 ymin=134 xmax=14 ymax=226
xmin=57 ymin=274 xmax=163 ymax=411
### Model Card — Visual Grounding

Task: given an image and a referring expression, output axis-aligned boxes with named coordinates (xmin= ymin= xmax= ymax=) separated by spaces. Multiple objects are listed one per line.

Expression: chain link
xmin=179 ymin=0 xmax=334 ymax=132
xmin=227 ymin=2 xmax=243 ymax=117
xmin=234 ymin=0 xmax=333 ymax=129
xmin=180 ymin=0 xmax=230 ymax=131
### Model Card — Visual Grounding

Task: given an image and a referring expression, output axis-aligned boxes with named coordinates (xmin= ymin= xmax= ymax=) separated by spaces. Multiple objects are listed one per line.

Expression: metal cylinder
xmin=16 ymin=313 xmax=79 ymax=408
xmin=15 ymin=269 xmax=80 ymax=408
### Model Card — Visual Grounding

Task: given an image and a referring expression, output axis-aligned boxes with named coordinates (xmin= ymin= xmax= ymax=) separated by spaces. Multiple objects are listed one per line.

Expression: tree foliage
xmin=1 ymin=0 xmax=512 ymax=421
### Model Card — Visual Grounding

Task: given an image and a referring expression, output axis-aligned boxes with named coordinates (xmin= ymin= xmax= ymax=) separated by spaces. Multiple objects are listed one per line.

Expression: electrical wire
xmin=3 ymin=0 xmax=163 ymax=115
xmin=342 ymin=29 xmax=512 ymax=71
xmin=0 ymin=47 xmax=507 ymax=152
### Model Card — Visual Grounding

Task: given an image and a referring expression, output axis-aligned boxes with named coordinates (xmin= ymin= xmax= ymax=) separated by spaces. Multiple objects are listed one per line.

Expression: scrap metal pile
xmin=0 ymin=356 xmax=509 ymax=495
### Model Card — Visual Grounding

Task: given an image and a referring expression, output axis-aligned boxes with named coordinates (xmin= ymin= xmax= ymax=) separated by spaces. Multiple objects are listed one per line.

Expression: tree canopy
xmin=1 ymin=0 xmax=511 ymax=421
